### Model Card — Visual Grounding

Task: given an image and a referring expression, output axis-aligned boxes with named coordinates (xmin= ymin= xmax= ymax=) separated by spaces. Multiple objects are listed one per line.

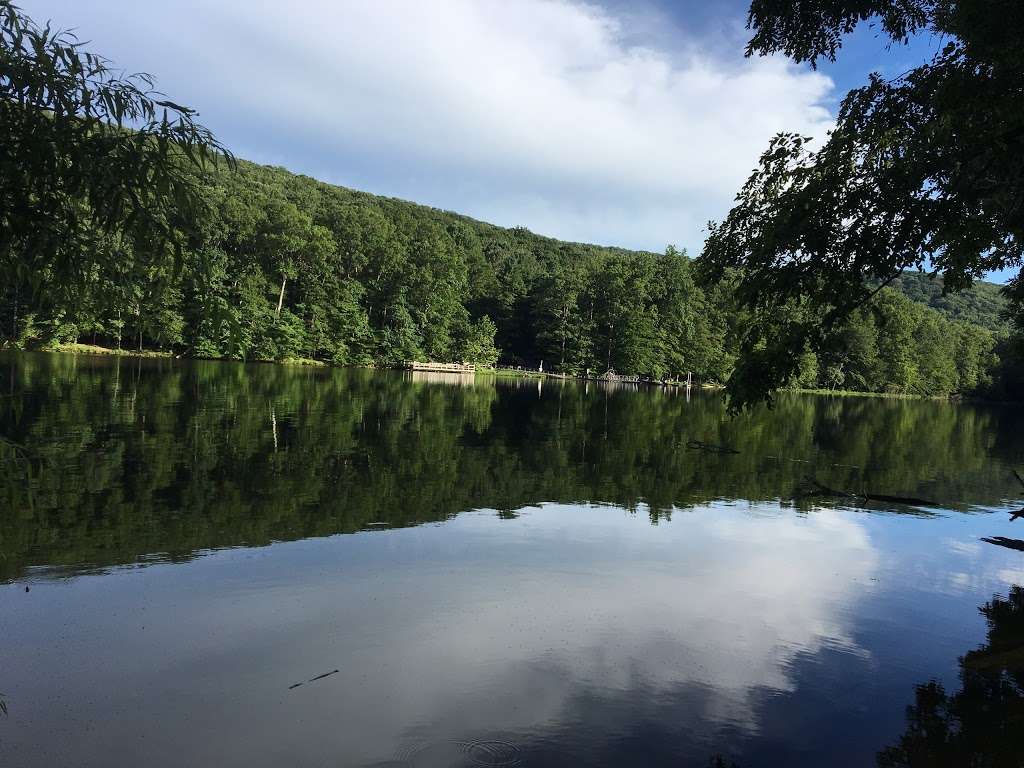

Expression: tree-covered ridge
xmin=1 ymin=155 xmax=1013 ymax=398
xmin=886 ymin=272 xmax=1009 ymax=334
xmin=2 ymin=353 xmax=1022 ymax=582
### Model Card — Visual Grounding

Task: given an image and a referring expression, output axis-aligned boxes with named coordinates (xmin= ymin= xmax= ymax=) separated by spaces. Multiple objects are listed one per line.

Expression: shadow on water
xmin=2 ymin=350 xmax=1024 ymax=581
xmin=877 ymin=587 xmax=1024 ymax=767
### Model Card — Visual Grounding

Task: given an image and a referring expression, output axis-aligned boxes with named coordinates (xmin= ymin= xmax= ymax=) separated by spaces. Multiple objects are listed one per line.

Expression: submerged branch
xmin=801 ymin=477 xmax=937 ymax=508
xmin=686 ymin=440 xmax=740 ymax=455
xmin=981 ymin=536 xmax=1024 ymax=553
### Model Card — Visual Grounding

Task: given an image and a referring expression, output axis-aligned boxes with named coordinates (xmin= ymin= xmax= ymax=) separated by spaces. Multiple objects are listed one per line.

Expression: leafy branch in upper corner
xmin=700 ymin=0 xmax=1024 ymax=411
xmin=0 ymin=0 xmax=232 ymax=308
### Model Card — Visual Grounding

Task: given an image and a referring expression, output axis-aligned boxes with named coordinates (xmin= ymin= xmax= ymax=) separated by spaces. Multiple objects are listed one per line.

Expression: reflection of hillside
xmin=878 ymin=587 xmax=1024 ymax=767
xmin=1 ymin=352 xmax=1022 ymax=580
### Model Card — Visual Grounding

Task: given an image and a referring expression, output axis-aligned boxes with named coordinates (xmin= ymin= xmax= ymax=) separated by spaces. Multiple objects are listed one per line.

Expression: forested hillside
xmin=1 ymin=159 xmax=1013 ymax=398
xmin=886 ymin=272 xmax=1008 ymax=333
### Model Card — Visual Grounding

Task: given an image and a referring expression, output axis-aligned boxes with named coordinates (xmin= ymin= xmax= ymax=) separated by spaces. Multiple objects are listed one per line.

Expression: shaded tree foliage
xmin=0 ymin=0 xmax=229 ymax=322
xmin=702 ymin=0 xmax=1024 ymax=409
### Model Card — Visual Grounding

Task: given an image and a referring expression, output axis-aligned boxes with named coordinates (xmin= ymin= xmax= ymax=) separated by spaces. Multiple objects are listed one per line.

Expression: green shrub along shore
xmin=3 ymin=158 xmax=1019 ymax=401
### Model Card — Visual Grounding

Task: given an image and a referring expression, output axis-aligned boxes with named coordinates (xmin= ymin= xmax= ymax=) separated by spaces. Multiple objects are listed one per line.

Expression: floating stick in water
xmin=685 ymin=439 xmax=739 ymax=455
xmin=288 ymin=669 xmax=340 ymax=690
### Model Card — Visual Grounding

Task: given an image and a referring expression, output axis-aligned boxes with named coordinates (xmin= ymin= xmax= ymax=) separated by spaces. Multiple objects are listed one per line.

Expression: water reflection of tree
xmin=878 ymin=587 xmax=1024 ymax=767
xmin=2 ymin=352 xmax=1023 ymax=580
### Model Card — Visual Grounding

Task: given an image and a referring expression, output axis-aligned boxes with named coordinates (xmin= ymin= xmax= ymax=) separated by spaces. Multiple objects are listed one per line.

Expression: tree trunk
xmin=275 ymin=275 xmax=287 ymax=320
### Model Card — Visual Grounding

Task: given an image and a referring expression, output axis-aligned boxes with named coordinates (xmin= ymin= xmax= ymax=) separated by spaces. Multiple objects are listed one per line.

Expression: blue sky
xmin=26 ymin=0 xmax=950 ymax=260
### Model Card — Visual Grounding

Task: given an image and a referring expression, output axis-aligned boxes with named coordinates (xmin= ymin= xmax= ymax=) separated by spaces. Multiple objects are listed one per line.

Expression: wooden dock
xmin=406 ymin=361 xmax=476 ymax=373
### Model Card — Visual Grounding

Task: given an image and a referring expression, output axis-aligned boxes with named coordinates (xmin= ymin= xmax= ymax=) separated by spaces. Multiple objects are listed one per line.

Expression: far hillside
xmin=888 ymin=272 xmax=1008 ymax=333
xmin=2 ymin=159 xmax=1012 ymax=398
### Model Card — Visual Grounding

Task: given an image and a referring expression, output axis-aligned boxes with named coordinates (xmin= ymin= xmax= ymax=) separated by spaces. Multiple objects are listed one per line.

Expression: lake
xmin=2 ymin=352 xmax=1023 ymax=767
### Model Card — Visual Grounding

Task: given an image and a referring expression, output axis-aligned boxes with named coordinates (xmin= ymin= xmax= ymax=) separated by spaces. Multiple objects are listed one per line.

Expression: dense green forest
xmin=884 ymin=273 xmax=1009 ymax=334
xmin=2 ymin=353 xmax=1022 ymax=581
xmin=1 ymin=157 xmax=1016 ymax=399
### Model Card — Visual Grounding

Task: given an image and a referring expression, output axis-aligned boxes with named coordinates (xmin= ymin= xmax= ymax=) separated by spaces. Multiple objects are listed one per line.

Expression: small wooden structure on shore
xmin=600 ymin=369 xmax=641 ymax=384
xmin=406 ymin=361 xmax=476 ymax=374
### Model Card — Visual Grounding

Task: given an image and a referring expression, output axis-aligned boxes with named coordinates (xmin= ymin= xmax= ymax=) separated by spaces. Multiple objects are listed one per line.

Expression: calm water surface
xmin=2 ymin=352 xmax=1024 ymax=767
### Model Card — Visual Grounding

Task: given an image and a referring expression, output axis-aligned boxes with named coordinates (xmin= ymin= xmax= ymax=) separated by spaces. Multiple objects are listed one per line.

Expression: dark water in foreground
xmin=2 ymin=352 xmax=1024 ymax=767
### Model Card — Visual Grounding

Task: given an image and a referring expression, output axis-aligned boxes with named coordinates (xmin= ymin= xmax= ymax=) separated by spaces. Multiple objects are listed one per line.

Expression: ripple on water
xmin=395 ymin=739 xmax=521 ymax=767
xmin=460 ymin=740 xmax=522 ymax=767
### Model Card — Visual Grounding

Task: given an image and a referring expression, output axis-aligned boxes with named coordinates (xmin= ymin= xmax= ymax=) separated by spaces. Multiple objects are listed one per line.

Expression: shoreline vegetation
xmin=15 ymin=344 xmax=967 ymax=400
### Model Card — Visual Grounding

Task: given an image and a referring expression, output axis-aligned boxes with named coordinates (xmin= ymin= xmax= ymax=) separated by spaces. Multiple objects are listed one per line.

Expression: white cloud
xmin=27 ymin=0 xmax=835 ymax=250
xmin=998 ymin=568 xmax=1024 ymax=587
xmin=946 ymin=538 xmax=983 ymax=557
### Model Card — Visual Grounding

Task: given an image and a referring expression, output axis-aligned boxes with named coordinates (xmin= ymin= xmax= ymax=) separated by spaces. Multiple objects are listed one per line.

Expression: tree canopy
xmin=0 ymin=0 xmax=229 ymax=306
xmin=702 ymin=0 xmax=1024 ymax=409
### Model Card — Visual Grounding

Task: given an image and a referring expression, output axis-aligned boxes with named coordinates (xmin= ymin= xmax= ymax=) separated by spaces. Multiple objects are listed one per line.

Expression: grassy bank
xmin=30 ymin=344 xmax=333 ymax=368
xmin=785 ymin=386 xmax=937 ymax=400
xmin=44 ymin=343 xmax=173 ymax=359
xmin=476 ymin=368 xmax=546 ymax=379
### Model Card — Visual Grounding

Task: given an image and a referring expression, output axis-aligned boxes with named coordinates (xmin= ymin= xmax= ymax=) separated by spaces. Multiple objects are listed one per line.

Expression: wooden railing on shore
xmin=404 ymin=361 xmax=708 ymax=390
xmin=406 ymin=361 xmax=476 ymax=373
